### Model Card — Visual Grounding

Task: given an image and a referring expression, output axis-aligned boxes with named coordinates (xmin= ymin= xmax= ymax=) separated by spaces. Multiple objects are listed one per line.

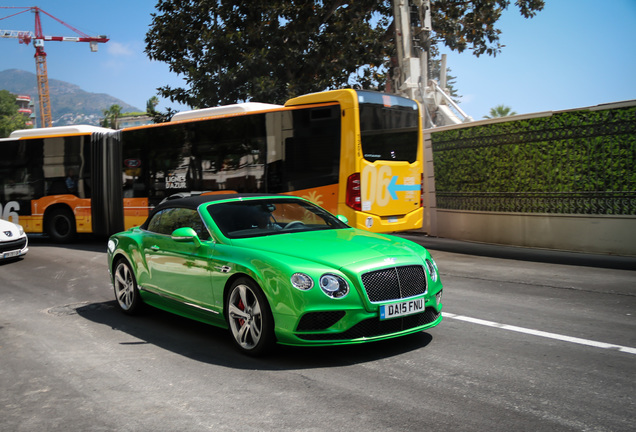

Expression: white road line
xmin=442 ymin=312 xmax=636 ymax=355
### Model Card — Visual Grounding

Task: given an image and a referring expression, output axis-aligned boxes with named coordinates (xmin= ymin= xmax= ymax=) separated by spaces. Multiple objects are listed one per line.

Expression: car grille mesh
xmin=0 ymin=237 xmax=27 ymax=254
xmin=361 ymin=265 xmax=427 ymax=302
xmin=296 ymin=307 xmax=441 ymax=341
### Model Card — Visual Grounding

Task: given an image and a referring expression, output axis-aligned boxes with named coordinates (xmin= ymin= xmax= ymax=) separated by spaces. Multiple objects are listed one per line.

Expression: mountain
xmin=0 ymin=69 xmax=140 ymax=127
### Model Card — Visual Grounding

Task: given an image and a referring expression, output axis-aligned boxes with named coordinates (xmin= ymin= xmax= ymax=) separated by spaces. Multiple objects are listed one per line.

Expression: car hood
xmin=0 ymin=219 xmax=24 ymax=241
xmin=232 ymin=228 xmax=423 ymax=270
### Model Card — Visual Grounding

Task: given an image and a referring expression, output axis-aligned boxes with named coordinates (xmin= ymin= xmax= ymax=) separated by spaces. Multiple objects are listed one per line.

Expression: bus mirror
xmin=171 ymin=227 xmax=201 ymax=247
xmin=337 ymin=215 xmax=349 ymax=225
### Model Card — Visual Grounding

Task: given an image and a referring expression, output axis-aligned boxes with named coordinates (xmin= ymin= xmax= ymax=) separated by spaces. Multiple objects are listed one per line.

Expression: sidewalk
xmin=398 ymin=232 xmax=636 ymax=271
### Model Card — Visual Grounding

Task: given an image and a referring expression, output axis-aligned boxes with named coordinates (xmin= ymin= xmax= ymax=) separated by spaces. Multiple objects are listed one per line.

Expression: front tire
xmin=113 ymin=258 xmax=143 ymax=315
xmin=226 ymin=277 xmax=274 ymax=356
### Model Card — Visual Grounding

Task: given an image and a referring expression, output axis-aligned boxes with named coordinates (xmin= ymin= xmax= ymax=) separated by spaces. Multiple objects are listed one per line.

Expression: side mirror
xmin=171 ymin=227 xmax=201 ymax=247
xmin=337 ymin=215 xmax=349 ymax=225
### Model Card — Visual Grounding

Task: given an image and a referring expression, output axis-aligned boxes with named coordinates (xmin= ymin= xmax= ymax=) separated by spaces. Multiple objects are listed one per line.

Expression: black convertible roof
xmin=154 ymin=193 xmax=286 ymax=212
xmin=140 ymin=193 xmax=286 ymax=230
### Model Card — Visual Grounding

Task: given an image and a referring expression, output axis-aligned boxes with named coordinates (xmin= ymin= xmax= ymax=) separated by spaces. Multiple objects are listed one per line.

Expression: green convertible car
xmin=107 ymin=194 xmax=443 ymax=355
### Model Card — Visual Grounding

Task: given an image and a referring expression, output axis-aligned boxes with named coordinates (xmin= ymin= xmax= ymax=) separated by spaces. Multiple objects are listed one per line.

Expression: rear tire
xmin=113 ymin=258 xmax=143 ymax=315
xmin=45 ymin=208 xmax=76 ymax=243
xmin=226 ymin=277 xmax=275 ymax=356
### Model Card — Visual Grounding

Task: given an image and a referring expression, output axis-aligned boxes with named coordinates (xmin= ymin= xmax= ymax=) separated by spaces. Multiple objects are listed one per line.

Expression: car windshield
xmin=206 ymin=198 xmax=349 ymax=239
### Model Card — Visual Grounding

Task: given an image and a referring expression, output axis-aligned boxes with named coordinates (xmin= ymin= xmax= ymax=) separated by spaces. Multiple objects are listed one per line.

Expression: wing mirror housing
xmin=337 ymin=215 xmax=349 ymax=225
xmin=171 ymin=227 xmax=201 ymax=247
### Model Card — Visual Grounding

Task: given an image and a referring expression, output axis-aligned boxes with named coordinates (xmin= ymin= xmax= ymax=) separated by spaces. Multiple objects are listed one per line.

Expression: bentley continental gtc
xmin=107 ymin=194 xmax=443 ymax=355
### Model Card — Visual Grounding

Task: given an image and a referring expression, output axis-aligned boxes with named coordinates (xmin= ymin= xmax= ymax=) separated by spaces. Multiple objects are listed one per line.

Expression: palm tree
xmin=101 ymin=104 xmax=122 ymax=128
xmin=146 ymin=96 xmax=159 ymax=114
xmin=484 ymin=105 xmax=517 ymax=119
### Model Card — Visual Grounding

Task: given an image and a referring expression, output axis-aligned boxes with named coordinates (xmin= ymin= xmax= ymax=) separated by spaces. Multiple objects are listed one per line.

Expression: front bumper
xmin=275 ymin=290 xmax=443 ymax=346
xmin=0 ymin=236 xmax=28 ymax=260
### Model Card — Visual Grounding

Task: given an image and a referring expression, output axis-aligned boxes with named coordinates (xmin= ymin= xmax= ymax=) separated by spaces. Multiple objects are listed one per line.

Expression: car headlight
xmin=425 ymin=258 xmax=438 ymax=283
xmin=319 ymin=274 xmax=349 ymax=299
xmin=291 ymin=273 xmax=314 ymax=290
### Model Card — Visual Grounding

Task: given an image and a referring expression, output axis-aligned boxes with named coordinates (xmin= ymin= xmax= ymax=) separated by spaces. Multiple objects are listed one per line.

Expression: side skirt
xmin=139 ymin=285 xmax=228 ymax=329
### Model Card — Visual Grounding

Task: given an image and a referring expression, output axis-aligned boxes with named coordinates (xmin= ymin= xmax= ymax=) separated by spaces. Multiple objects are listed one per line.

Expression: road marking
xmin=442 ymin=312 xmax=636 ymax=355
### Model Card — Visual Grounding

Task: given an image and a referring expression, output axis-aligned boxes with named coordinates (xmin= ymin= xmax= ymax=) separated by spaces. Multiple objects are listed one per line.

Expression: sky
xmin=1 ymin=0 xmax=635 ymax=119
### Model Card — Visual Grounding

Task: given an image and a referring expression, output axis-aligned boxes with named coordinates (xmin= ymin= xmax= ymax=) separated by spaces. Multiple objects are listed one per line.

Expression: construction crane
xmin=0 ymin=6 xmax=108 ymax=128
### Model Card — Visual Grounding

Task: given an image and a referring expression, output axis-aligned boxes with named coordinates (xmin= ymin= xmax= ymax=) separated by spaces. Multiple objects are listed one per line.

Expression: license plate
xmin=2 ymin=250 xmax=20 ymax=259
xmin=380 ymin=298 xmax=425 ymax=320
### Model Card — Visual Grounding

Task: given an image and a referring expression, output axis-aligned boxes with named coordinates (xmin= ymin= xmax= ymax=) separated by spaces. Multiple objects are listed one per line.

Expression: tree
xmin=146 ymin=96 xmax=159 ymax=114
xmin=0 ymin=90 xmax=28 ymax=138
xmin=145 ymin=1 xmax=544 ymax=108
xmin=150 ymin=106 xmax=177 ymax=124
xmin=101 ymin=104 xmax=122 ymax=129
xmin=428 ymin=0 xmax=545 ymax=58
xmin=484 ymin=104 xmax=517 ymax=118
xmin=145 ymin=96 xmax=175 ymax=123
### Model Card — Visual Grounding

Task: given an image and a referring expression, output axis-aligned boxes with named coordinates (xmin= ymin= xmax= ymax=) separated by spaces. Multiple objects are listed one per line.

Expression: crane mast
xmin=391 ymin=0 xmax=472 ymax=128
xmin=0 ymin=6 xmax=108 ymax=128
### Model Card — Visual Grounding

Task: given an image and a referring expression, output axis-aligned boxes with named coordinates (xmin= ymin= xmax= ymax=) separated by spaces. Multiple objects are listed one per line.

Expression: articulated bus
xmin=0 ymin=89 xmax=423 ymax=242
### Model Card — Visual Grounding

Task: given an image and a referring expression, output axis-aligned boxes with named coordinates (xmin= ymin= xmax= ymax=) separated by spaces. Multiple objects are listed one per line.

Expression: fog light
xmin=436 ymin=290 xmax=443 ymax=305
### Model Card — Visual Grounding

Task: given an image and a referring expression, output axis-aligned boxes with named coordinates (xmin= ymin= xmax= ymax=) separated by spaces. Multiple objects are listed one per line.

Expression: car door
xmin=142 ymin=207 xmax=216 ymax=309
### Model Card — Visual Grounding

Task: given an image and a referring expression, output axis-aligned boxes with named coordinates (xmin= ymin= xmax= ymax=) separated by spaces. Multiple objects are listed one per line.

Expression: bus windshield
xmin=357 ymin=91 xmax=420 ymax=164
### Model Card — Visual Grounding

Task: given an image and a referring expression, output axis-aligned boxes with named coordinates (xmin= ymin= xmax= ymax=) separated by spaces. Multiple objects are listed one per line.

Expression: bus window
xmin=282 ymin=105 xmax=341 ymax=191
xmin=358 ymin=91 xmax=419 ymax=164
xmin=122 ymin=114 xmax=268 ymax=208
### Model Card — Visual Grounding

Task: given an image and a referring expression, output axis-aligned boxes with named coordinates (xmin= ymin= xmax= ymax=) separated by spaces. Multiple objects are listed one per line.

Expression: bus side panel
xmin=124 ymin=197 xmax=149 ymax=229
xmin=0 ymin=137 xmax=39 ymax=228
xmin=91 ymin=132 xmax=124 ymax=236
xmin=29 ymin=195 xmax=93 ymax=233
xmin=280 ymin=183 xmax=339 ymax=215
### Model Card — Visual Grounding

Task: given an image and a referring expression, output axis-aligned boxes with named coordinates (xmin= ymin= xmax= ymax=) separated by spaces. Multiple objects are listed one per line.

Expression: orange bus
xmin=1 ymin=89 xmax=423 ymax=242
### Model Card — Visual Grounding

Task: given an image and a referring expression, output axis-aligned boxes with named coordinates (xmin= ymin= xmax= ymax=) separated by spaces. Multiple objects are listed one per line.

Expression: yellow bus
xmin=1 ymin=89 xmax=423 ymax=242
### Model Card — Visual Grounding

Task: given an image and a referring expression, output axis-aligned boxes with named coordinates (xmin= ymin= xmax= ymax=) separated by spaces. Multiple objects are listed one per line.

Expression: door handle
xmin=150 ymin=245 xmax=160 ymax=251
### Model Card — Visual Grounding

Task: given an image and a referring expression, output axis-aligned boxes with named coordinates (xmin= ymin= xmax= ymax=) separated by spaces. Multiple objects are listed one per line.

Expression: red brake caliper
xmin=237 ymin=299 xmax=245 ymax=327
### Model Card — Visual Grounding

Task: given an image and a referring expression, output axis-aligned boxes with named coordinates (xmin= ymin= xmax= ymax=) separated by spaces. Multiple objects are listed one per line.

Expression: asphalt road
xmin=1 ymin=235 xmax=635 ymax=431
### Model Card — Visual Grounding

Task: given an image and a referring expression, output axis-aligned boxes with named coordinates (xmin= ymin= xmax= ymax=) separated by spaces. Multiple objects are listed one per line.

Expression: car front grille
xmin=0 ymin=237 xmax=27 ymax=254
xmin=296 ymin=307 xmax=441 ymax=341
xmin=361 ymin=265 xmax=427 ymax=302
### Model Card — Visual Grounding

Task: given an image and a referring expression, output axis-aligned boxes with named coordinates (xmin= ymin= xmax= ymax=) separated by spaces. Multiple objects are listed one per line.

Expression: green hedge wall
xmin=431 ymin=105 xmax=636 ymax=215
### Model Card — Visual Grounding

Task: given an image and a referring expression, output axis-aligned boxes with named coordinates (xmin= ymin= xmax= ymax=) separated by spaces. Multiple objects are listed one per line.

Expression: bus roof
xmin=171 ymin=102 xmax=284 ymax=122
xmin=10 ymin=125 xmax=114 ymax=138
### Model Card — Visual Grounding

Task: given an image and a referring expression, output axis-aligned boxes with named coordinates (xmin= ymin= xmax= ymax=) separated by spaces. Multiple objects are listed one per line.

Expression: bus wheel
xmin=45 ymin=208 xmax=76 ymax=243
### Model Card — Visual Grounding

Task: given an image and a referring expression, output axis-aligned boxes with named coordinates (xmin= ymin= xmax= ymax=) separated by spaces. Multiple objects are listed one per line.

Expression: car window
xmin=146 ymin=209 xmax=167 ymax=233
xmin=146 ymin=208 xmax=210 ymax=240
xmin=207 ymin=199 xmax=348 ymax=239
